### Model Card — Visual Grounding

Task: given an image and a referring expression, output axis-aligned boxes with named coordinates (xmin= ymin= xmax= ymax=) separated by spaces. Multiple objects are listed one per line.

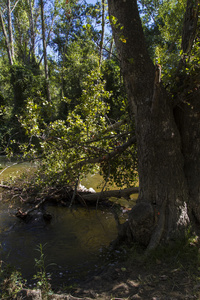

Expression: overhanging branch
xmin=79 ymin=135 xmax=136 ymax=167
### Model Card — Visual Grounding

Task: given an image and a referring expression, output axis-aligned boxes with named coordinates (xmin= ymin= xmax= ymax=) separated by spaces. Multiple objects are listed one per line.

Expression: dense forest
xmin=0 ymin=0 xmax=200 ymax=249
xmin=0 ymin=0 xmax=138 ymax=188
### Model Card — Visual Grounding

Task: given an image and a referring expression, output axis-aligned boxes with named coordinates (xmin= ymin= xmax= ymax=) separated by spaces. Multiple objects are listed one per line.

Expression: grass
xmin=0 ymin=262 xmax=26 ymax=299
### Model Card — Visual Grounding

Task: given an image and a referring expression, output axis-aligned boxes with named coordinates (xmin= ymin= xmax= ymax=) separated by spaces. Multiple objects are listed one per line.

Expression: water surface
xmin=0 ymin=157 xmax=119 ymax=285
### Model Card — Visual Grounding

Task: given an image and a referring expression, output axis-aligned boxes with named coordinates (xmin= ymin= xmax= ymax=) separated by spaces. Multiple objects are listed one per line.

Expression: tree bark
xmin=107 ymin=0 xmax=199 ymax=249
xmin=0 ymin=10 xmax=13 ymax=65
xmin=40 ymin=0 xmax=51 ymax=103
xmin=28 ymin=0 xmax=36 ymax=62
xmin=175 ymin=0 xmax=200 ymax=224
xmin=99 ymin=0 xmax=105 ymax=66
xmin=7 ymin=0 xmax=14 ymax=60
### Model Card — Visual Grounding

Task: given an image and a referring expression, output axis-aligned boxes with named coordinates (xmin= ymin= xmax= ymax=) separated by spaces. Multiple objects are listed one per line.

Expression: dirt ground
xmin=68 ymin=243 xmax=200 ymax=300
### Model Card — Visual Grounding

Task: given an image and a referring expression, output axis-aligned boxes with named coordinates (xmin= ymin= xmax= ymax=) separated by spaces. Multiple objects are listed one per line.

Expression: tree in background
xmin=0 ymin=0 xmax=135 ymax=190
xmin=0 ymin=0 xmax=45 ymax=152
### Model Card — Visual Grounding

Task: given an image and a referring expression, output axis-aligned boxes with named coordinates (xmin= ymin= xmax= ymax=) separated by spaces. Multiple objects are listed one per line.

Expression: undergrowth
xmin=0 ymin=243 xmax=53 ymax=299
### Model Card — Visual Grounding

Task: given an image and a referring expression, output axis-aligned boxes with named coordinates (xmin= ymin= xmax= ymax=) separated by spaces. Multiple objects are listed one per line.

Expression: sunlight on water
xmin=0 ymin=157 xmax=119 ymax=284
xmin=0 ymin=203 xmax=118 ymax=283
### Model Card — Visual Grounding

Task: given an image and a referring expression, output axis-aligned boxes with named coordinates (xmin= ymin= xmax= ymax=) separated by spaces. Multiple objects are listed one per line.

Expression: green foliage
xmin=0 ymin=58 xmax=50 ymax=153
xmin=0 ymin=0 xmax=138 ymax=189
xmin=0 ymin=244 xmax=53 ymax=299
xmin=11 ymin=62 xmax=45 ymax=114
xmin=140 ymin=0 xmax=187 ymax=84
xmin=19 ymin=68 xmax=109 ymax=184
xmin=3 ymin=0 xmax=198 ymax=192
xmin=100 ymin=143 xmax=138 ymax=187
xmin=0 ymin=62 xmax=14 ymax=153
xmin=18 ymin=66 xmax=137 ymax=189
xmin=58 ymin=35 xmax=99 ymax=118
xmin=101 ymin=59 xmax=128 ymax=119
xmin=146 ymin=234 xmax=200 ymax=271
xmin=33 ymin=244 xmax=53 ymax=298
xmin=0 ymin=262 xmax=25 ymax=299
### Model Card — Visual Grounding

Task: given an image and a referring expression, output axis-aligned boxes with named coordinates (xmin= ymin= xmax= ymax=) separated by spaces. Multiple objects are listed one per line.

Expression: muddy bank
xmin=15 ymin=254 xmax=200 ymax=300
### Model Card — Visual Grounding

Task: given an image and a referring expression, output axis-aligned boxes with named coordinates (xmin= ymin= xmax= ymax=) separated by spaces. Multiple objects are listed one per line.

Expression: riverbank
xmin=1 ymin=161 xmax=199 ymax=299
xmin=1 ymin=210 xmax=200 ymax=299
xmin=74 ymin=245 xmax=200 ymax=300
xmin=6 ymin=236 xmax=200 ymax=299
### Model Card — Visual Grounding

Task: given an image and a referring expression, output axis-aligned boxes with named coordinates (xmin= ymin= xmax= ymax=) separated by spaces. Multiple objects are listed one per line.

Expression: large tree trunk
xmin=174 ymin=0 xmax=200 ymax=224
xmin=108 ymin=0 xmax=199 ymax=249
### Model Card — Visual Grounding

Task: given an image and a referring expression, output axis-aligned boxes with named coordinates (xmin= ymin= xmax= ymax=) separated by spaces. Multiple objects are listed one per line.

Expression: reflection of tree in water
xmin=0 ymin=199 xmax=117 ymax=281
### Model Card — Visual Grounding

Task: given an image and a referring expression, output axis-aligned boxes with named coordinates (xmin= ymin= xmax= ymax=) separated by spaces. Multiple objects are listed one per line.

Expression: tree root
xmin=146 ymin=200 xmax=167 ymax=253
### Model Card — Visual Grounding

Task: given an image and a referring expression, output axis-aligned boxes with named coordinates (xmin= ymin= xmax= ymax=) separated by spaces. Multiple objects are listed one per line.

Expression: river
xmin=0 ymin=157 xmax=136 ymax=288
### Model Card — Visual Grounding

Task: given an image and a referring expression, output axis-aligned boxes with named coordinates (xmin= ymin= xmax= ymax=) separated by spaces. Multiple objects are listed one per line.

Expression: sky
xmin=86 ymin=0 xmax=98 ymax=4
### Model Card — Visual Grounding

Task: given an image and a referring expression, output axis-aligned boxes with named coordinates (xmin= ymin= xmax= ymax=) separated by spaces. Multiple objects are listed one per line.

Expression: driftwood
xmin=16 ymin=198 xmax=47 ymax=220
xmin=12 ymin=184 xmax=138 ymax=221
xmin=0 ymin=184 xmax=22 ymax=191
xmin=17 ymin=288 xmax=83 ymax=299
xmin=80 ymin=187 xmax=139 ymax=202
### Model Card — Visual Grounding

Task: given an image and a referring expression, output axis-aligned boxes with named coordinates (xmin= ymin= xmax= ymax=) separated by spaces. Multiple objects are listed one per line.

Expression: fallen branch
xmin=0 ymin=184 xmax=22 ymax=191
xmin=0 ymin=163 xmax=17 ymax=176
xmin=16 ymin=198 xmax=46 ymax=219
xmin=80 ymin=187 xmax=139 ymax=202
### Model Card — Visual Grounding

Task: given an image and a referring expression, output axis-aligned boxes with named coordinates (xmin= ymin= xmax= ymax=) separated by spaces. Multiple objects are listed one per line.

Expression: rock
xmin=78 ymin=184 xmax=96 ymax=193
xmin=16 ymin=290 xmax=82 ymax=300
xmin=49 ymin=295 xmax=69 ymax=299
xmin=16 ymin=289 xmax=42 ymax=300
xmin=49 ymin=294 xmax=83 ymax=299
xmin=78 ymin=184 xmax=89 ymax=192
xmin=88 ymin=187 xmax=96 ymax=193
xmin=43 ymin=212 xmax=52 ymax=222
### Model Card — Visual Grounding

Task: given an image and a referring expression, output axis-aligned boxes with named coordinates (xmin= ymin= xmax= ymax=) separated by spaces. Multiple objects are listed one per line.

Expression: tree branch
xmin=0 ymin=184 xmax=22 ymax=191
xmin=11 ymin=0 xmax=21 ymax=13
xmin=79 ymin=135 xmax=136 ymax=166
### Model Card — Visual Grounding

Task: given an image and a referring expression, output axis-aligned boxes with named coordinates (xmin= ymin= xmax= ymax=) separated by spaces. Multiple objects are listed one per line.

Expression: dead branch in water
xmin=0 ymin=184 xmax=22 ymax=191
xmin=16 ymin=198 xmax=47 ymax=219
